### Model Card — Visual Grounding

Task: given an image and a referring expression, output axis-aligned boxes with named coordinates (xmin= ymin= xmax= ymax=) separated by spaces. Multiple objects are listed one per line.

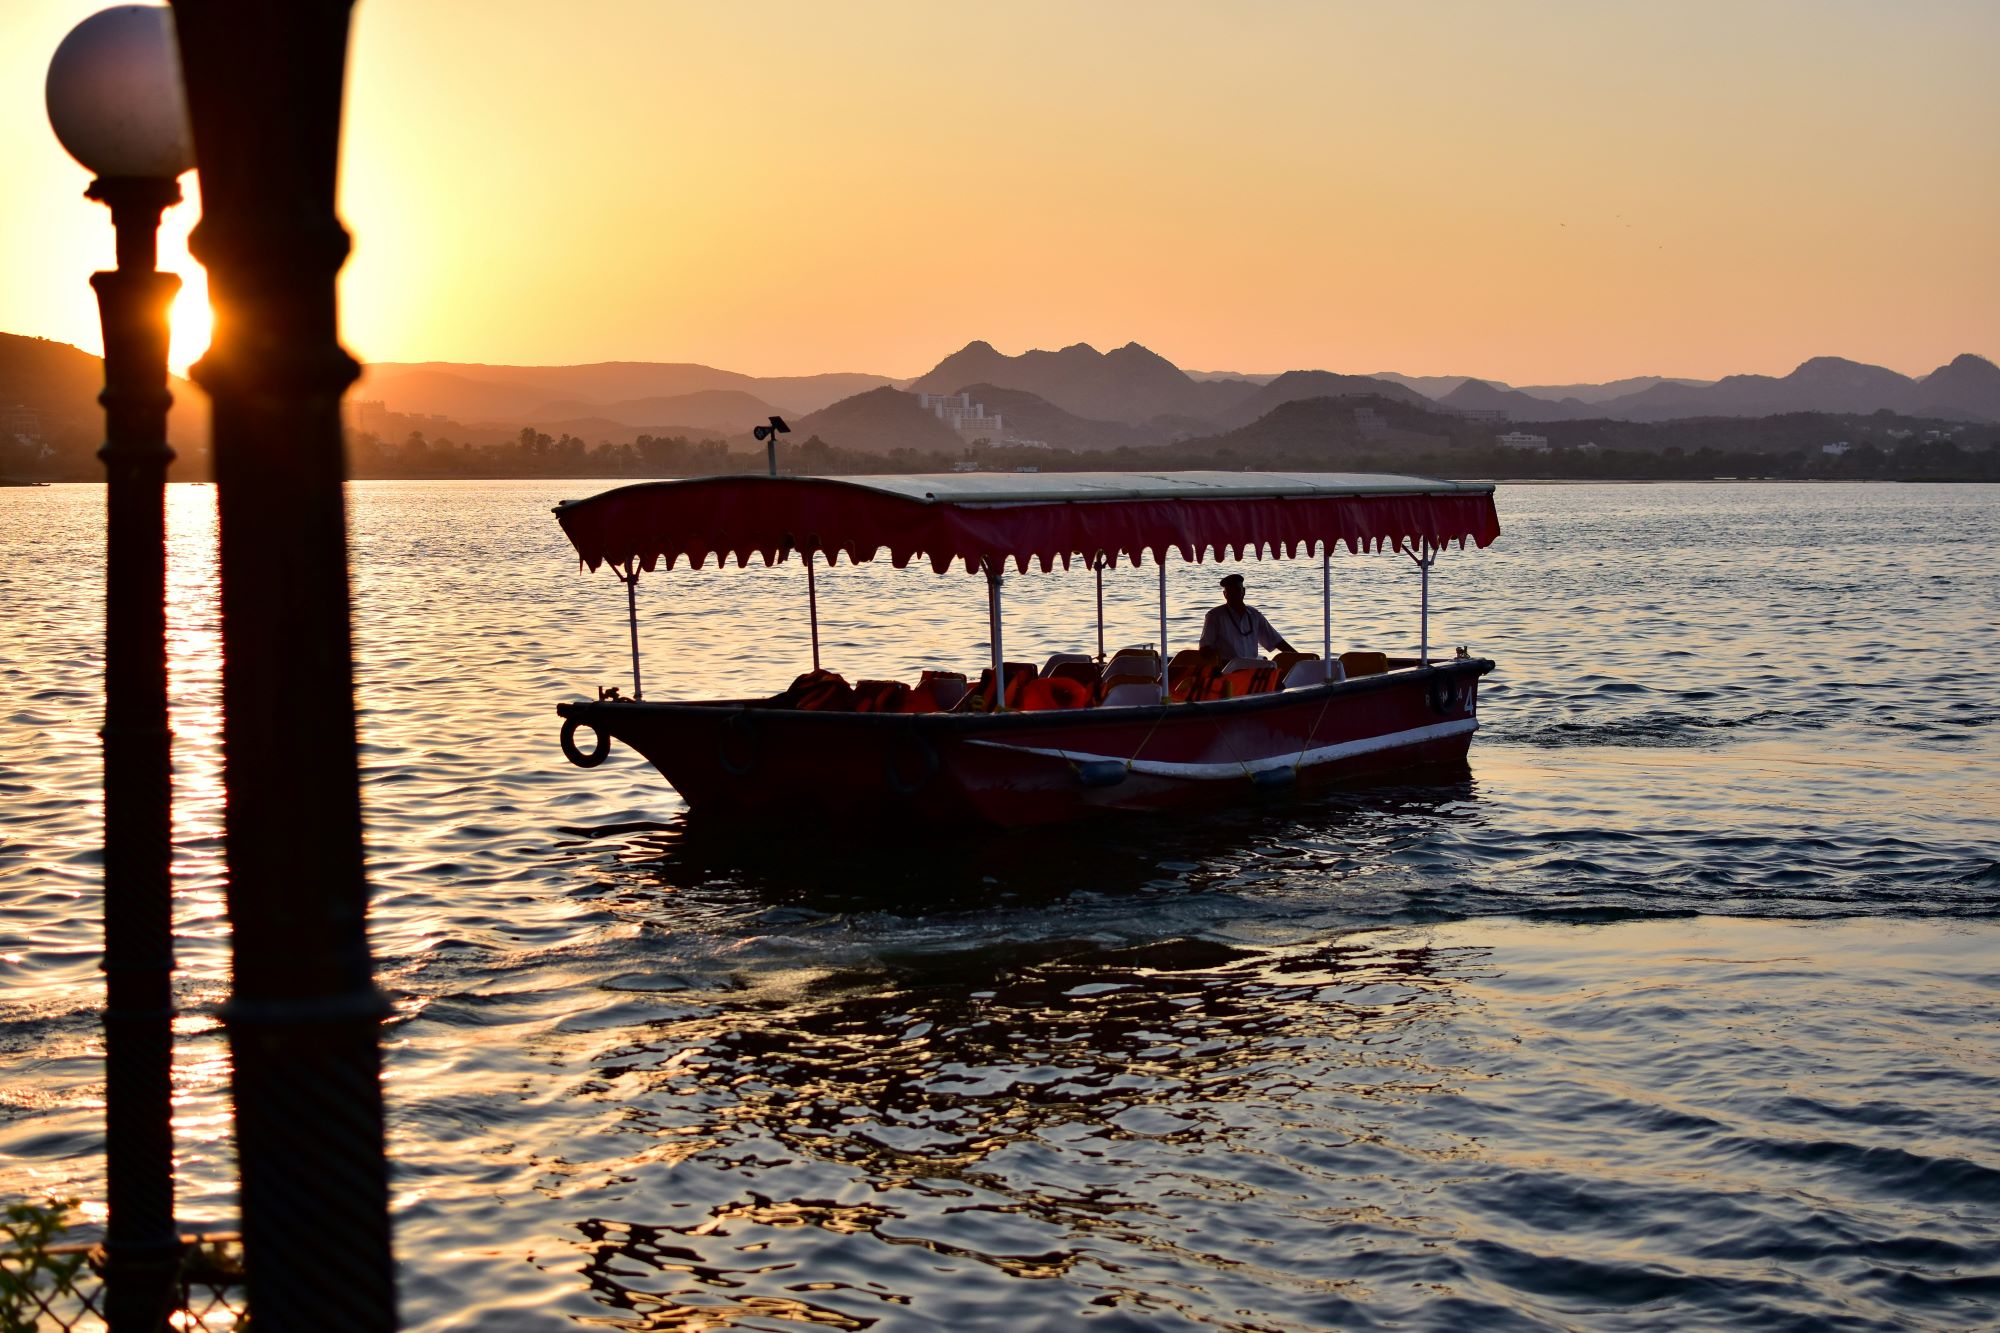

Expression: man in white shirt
xmin=1199 ymin=572 xmax=1294 ymax=661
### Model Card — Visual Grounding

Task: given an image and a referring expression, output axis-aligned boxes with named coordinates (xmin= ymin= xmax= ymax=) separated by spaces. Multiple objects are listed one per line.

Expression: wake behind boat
xmin=552 ymin=471 xmax=1500 ymax=827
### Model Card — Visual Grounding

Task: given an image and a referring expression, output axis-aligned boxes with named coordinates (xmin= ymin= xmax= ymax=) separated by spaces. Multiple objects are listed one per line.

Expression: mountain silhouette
xmin=791 ymin=386 xmax=965 ymax=453
xmin=356 ymin=360 xmax=893 ymax=421
xmin=1915 ymin=353 xmax=2000 ymax=420
xmin=522 ymin=388 xmax=785 ymax=434
xmin=910 ymin=340 xmax=1257 ymax=424
xmin=1220 ymin=371 xmax=1434 ymax=428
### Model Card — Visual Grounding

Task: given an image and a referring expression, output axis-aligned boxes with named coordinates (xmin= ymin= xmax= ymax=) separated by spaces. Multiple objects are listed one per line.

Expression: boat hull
xmin=557 ymin=659 xmax=1492 ymax=829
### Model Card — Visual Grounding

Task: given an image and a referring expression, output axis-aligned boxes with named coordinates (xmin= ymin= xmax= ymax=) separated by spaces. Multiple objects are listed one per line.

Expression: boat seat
xmin=1202 ymin=665 xmax=1281 ymax=700
xmin=900 ymin=669 xmax=967 ymax=713
xmin=1104 ymin=652 xmax=1160 ymax=681
xmin=1167 ymin=649 xmax=1216 ymax=702
xmin=852 ymin=679 xmax=911 ymax=712
xmin=1047 ymin=659 xmax=1101 ymax=695
xmin=1283 ymin=658 xmax=1341 ymax=688
xmin=1219 ymin=656 xmax=1266 ymax=675
xmin=769 ymin=668 xmax=856 ymax=710
xmin=1339 ymin=651 xmax=1389 ymax=678
xmin=1043 ymin=652 xmax=1093 ymax=678
xmin=957 ymin=662 xmax=1040 ymax=712
xmin=1100 ymin=680 xmax=1165 ymax=708
xmin=1019 ymin=676 xmax=1092 ymax=711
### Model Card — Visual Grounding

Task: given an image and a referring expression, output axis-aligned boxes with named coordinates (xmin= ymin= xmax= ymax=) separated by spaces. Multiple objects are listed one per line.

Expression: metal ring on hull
xmin=560 ymin=717 xmax=611 ymax=768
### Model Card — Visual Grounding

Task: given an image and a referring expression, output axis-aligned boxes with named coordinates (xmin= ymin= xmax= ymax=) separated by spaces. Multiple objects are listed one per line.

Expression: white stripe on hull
xmin=967 ymin=717 xmax=1478 ymax=782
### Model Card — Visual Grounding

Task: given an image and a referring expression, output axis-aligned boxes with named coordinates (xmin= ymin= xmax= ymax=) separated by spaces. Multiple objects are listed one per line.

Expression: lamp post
xmin=46 ymin=8 xmax=192 ymax=1328
xmin=167 ymin=2 xmax=398 ymax=1325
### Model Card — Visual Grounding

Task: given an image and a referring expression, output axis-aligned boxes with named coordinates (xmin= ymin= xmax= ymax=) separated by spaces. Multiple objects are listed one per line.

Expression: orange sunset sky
xmin=5 ymin=1 xmax=1997 ymax=382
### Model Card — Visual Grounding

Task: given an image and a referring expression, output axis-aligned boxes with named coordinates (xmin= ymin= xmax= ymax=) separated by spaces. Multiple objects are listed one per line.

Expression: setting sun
xmin=167 ymin=273 xmax=209 ymax=376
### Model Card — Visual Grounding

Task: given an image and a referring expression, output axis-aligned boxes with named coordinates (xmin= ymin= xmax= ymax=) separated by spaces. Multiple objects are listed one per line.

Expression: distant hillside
xmin=522 ymin=388 xmax=784 ymax=434
xmin=356 ymin=360 xmax=894 ymax=421
xmin=950 ymin=384 xmax=1157 ymax=451
xmin=0 ymin=331 xmax=207 ymax=479
xmin=1914 ymin=354 xmax=2000 ymax=420
xmin=1369 ymin=372 xmax=1470 ymax=399
xmin=791 ymin=386 xmax=964 ymax=453
xmin=910 ymin=339 xmax=1257 ymax=424
xmin=1513 ymin=375 xmax=1710 ymax=404
xmin=1439 ymin=378 xmax=1593 ymax=420
xmin=1219 ymin=370 xmax=1436 ymax=428
xmin=1184 ymin=394 xmax=1475 ymax=463
xmin=1590 ymin=355 xmax=2000 ymax=423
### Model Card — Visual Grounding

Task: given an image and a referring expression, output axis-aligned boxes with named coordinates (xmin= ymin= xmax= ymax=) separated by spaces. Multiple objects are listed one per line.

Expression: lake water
xmin=3 ymin=479 xmax=1998 ymax=1330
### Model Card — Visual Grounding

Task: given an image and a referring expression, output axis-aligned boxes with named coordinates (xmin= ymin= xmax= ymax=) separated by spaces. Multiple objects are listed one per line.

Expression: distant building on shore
xmin=4 ymin=405 xmax=42 ymax=444
xmin=1353 ymin=407 xmax=1390 ymax=441
xmin=1496 ymin=431 xmax=1550 ymax=452
xmin=917 ymin=391 xmax=1004 ymax=444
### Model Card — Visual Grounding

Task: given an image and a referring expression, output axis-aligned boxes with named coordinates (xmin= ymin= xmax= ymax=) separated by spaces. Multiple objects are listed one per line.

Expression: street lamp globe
xmin=46 ymin=5 xmax=194 ymax=180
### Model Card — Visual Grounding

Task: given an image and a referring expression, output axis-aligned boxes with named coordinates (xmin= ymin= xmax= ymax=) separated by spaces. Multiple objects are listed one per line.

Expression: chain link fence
xmin=3 ymin=1206 xmax=246 ymax=1333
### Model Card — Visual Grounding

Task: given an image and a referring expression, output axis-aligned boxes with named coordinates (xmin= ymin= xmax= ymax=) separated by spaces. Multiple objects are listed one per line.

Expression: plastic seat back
xmin=1283 ymin=658 xmax=1340 ymax=688
xmin=1100 ymin=680 xmax=1165 ymax=708
xmin=1048 ymin=660 xmax=1100 ymax=694
xmin=1220 ymin=656 xmax=1266 ymax=675
xmin=957 ymin=662 xmax=1040 ymax=712
xmin=1043 ymin=652 xmax=1092 ymax=678
xmin=1020 ymin=676 xmax=1092 ymax=711
xmin=1204 ymin=665 xmax=1281 ymax=700
xmin=853 ymin=679 xmax=911 ymax=712
xmin=1339 ymin=650 xmax=1389 ymax=678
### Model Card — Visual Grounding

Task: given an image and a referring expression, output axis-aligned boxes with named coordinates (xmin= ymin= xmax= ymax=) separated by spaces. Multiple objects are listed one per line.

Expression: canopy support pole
xmin=804 ymin=547 xmax=821 ymax=671
xmin=1093 ymin=552 xmax=1106 ymax=663
xmin=1156 ymin=553 xmax=1169 ymax=690
xmin=1405 ymin=539 xmax=1436 ymax=668
xmin=622 ymin=566 xmax=644 ymax=699
xmin=984 ymin=558 xmax=1006 ymax=712
xmin=1322 ymin=543 xmax=1332 ymax=666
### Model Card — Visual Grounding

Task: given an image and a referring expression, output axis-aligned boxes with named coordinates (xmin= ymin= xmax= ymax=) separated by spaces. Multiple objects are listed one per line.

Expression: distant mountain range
xmin=6 ymin=328 xmax=1997 ymax=478
xmin=342 ymin=341 xmax=2000 ymax=437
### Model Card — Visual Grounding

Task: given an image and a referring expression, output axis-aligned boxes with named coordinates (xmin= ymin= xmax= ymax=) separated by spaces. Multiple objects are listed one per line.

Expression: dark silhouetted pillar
xmin=90 ymin=174 xmax=185 ymax=1333
xmin=168 ymin=2 xmax=397 ymax=1326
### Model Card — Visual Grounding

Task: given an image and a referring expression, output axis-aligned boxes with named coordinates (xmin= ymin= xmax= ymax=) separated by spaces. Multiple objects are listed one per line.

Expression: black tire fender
xmin=1426 ymin=672 xmax=1462 ymax=717
xmin=885 ymin=727 xmax=940 ymax=797
xmin=560 ymin=716 xmax=611 ymax=768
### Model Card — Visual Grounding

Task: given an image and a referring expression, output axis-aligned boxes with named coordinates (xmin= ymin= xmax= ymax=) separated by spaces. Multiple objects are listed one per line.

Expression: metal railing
xmin=2 ymin=1230 xmax=246 ymax=1332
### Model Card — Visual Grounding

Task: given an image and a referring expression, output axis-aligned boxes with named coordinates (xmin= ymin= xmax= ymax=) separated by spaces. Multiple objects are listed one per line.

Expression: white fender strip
xmin=967 ymin=718 xmax=1478 ymax=781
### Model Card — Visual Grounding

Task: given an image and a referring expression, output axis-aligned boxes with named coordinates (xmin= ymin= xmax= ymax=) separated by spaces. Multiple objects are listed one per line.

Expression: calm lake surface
xmin=3 ymin=479 xmax=1998 ymax=1330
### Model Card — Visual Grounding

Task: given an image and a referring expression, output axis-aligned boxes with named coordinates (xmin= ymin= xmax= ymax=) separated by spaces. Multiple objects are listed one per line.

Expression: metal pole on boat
xmin=1156 ymin=551 xmax=1169 ymax=691
xmin=1418 ymin=540 xmax=1433 ymax=667
xmin=984 ymin=557 xmax=1007 ymax=711
xmin=805 ymin=546 xmax=821 ymax=671
xmin=624 ymin=566 xmax=644 ymax=699
xmin=1322 ymin=542 xmax=1332 ymax=666
xmin=1094 ymin=552 xmax=1106 ymax=663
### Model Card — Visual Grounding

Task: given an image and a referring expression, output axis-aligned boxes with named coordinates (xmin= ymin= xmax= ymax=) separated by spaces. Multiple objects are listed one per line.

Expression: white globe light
xmin=46 ymin=6 xmax=194 ymax=180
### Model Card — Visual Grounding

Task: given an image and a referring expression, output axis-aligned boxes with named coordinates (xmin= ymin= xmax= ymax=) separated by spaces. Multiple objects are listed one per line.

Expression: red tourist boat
xmin=553 ymin=471 xmax=1500 ymax=828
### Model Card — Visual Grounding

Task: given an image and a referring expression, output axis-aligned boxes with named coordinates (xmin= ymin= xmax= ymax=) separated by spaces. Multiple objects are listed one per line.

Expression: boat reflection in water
xmin=546 ymin=780 xmax=1489 ymax=1328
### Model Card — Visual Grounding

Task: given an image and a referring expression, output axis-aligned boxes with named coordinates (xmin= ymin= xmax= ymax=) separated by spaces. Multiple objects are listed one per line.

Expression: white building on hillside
xmin=917 ymin=391 xmax=1004 ymax=443
xmin=1496 ymin=431 xmax=1550 ymax=452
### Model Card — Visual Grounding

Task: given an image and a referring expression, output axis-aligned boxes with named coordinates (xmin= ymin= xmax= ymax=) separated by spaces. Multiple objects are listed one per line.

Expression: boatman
xmin=1199 ymin=572 xmax=1295 ymax=661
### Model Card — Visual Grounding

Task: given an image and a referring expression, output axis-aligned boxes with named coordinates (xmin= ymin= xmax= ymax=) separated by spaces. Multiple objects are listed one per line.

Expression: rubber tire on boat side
xmin=885 ymin=728 xmax=939 ymax=797
xmin=718 ymin=710 xmax=760 ymax=778
xmin=560 ymin=717 xmax=611 ymax=768
xmin=1426 ymin=673 xmax=1463 ymax=717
